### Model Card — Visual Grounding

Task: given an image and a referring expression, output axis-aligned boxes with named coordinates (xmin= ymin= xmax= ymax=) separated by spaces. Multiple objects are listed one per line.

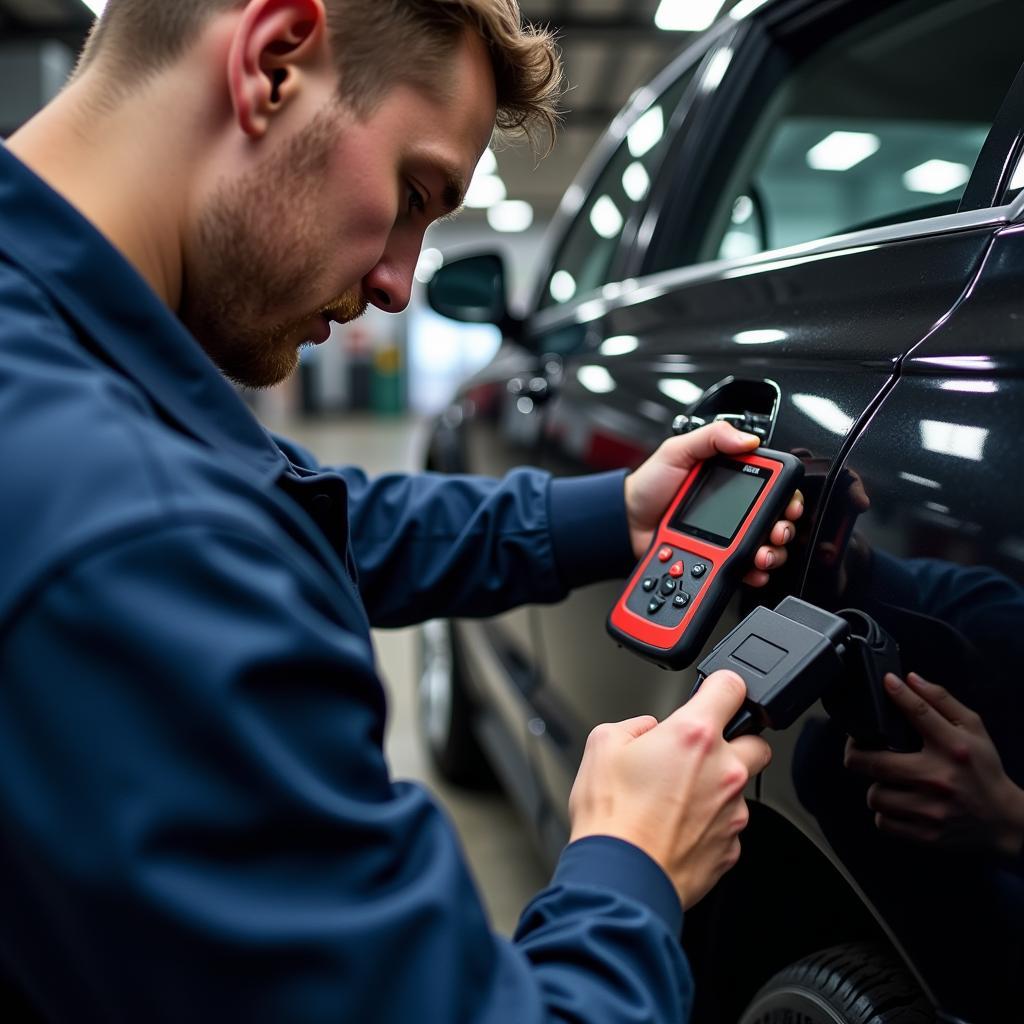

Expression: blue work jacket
xmin=0 ymin=143 xmax=692 ymax=1022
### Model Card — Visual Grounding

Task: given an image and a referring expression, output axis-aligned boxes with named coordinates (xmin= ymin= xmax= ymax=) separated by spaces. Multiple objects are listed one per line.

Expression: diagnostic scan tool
xmin=608 ymin=448 xmax=803 ymax=670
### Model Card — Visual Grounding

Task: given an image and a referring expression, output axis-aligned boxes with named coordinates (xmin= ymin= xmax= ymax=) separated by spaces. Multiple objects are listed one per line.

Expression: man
xmin=0 ymin=1 xmax=802 ymax=1020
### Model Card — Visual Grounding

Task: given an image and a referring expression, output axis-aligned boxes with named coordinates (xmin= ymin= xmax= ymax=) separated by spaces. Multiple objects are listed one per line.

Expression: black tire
xmin=417 ymin=619 xmax=497 ymax=789
xmin=738 ymin=943 xmax=933 ymax=1024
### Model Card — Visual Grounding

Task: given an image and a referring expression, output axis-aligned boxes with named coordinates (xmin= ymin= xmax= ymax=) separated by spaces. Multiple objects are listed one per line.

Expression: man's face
xmin=180 ymin=31 xmax=497 ymax=389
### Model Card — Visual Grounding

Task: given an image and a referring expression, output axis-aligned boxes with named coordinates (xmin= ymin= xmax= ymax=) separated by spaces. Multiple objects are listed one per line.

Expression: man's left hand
xmin=624 ymin=422 xmax=804 ymax=586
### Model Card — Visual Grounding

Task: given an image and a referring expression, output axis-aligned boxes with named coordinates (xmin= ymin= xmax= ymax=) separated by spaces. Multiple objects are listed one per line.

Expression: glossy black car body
xmin=421 ymin=1 xmax=1024 ymax=1020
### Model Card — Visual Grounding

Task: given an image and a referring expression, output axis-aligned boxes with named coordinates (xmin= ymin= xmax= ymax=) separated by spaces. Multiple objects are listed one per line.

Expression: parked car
xmin=417 ymin=0 xmax=1024 ymax=1020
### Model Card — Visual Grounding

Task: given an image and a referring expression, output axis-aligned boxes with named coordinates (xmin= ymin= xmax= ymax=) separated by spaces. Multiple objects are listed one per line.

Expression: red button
xmin=669 ymin=560 xmax=684 ymax=578
xmin=657 ymin=546 xmax=673 ymax=562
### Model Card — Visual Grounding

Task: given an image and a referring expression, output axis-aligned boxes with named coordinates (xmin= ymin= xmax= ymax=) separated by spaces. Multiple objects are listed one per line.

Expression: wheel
xmin=417 ymin=619 xmax=496 ymax=789
xmin=738 ymin=943 xmax=933 ymax=1024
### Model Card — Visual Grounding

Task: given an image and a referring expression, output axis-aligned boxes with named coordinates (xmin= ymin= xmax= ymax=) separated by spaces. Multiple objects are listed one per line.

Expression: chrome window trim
xmin=529 ymin=204 xmax=1012 ymax=333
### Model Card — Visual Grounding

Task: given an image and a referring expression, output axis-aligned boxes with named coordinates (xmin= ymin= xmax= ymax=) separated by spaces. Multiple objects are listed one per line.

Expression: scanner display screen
xmin=670 ymin=463 xmax=767 ymax=545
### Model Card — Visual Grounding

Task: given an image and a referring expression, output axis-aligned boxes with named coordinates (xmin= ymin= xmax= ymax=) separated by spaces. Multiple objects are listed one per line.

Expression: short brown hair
xmin=78 ymin=0 xmax=562 ymax=147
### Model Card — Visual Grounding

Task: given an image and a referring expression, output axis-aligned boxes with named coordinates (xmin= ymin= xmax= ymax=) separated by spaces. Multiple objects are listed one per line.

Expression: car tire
xmin=417 ymin=619 xmax=497 ymax=789
xmin=738 ymin=943 xmax=933 ymax=1024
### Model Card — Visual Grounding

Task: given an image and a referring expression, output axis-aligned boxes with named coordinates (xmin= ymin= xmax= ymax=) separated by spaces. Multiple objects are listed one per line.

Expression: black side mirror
xmin=427 ymin=253 xmax=508 ymax=325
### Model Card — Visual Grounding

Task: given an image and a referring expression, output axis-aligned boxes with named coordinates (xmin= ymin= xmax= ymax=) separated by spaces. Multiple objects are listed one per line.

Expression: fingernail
xmin=764 ymin=552 xmax=775 ymax=568
xmin=742 ymin=432 xmax=761 ymax=443
xmin=883 ymin=674 xmax=903 ymax=693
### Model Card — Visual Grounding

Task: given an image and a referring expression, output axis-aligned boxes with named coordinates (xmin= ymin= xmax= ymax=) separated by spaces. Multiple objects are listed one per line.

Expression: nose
xmin=363 ymin=241 xmax=420 ymax=314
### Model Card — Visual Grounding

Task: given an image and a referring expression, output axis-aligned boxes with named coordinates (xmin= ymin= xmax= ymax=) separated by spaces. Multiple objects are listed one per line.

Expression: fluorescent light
xmin=590 ymin=195 xmax=624 ymax=239
xmin=549 ymin=271 xmax=577 ymax=304
xmin=731 ymin=195 xmax=754 ymax=224
xmin=793 ymin=395 xmax=854 ymax=435
xmin=655 ymin=0 xmax=726 ymax=31
xmin=1011 ymin=158 xmax=1024 ymax=192
xmin=806 ymin=131 xmax=880 ymax=172
xmin=627 ymin=107 xmax=664 ymax=159
xmin=600 ymin=336 xmax=639 ymax=357
xmin=658 ymin=379 xmax=703 ymax=405
xmin=475 ymin=149 xmax=497 ymax=176
xmin=902 ymin=159 xmax=970 ymax=195
xmin=921 ymin=420 xmax=987 ymax=461
xmin=414 ymin=248 xmax=444 ymax=284
xmin=730 ymin=0 xmax=772 ymax=18
xmin=577 ymin=366 xmax=617 ymax=394
xmin=622 ymin=161 xmax=651 ymax=202
xmin=464 ymin=174 xmax=506 ymax=209
xmin=701 ymin=48 xmax=734 ymax=92
xmin=80 ymin=0 xmax=106 ymax=14
xmin=939 ymin=379 xmax=997 ymax=394
xmin=899 ymin=472 xmax=941 ymax=489
xmin=734 ymin=329 xmax=787 ymax=345
xmin=487 ymin=200 xmax=533 ymax=233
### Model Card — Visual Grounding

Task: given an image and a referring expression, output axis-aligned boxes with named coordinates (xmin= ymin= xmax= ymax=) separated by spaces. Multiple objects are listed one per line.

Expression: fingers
xmin=882 ymin=673 xmax=962 ymax=746
xmin=754 ymin=543 xmax=788 ymax=572
xmin=673 ymin=670 xmax=748 ymax=730
xmin=905 ymin=672 xmax=977 ymax=729
xmin=729 ymin=734 xmax=773 ymax=777
xmin=783 ymin=490 xmax=805 ymax=523
xmin=619 ymin=714 xmax=660 ymax=739
xmin=844 ymin=737 xmax=928 ymax=784
xmin=660 ymin=422 xmax=761 ymax=470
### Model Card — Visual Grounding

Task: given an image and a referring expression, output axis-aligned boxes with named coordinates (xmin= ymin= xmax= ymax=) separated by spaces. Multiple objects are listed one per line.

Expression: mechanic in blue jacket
xmin=0 ymin=1 xmax=803 ymax=1020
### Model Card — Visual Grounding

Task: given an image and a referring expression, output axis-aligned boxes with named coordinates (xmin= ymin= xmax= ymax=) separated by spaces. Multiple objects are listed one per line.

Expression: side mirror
xmin=427 ymin=253 xmax=509 ymax=325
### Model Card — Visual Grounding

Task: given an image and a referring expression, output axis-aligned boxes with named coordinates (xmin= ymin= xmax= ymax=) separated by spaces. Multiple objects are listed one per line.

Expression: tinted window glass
xmin=662 ymin=0 xmax=1024 ymax=269
xmin=541 ymin=68 xmax=696 ymax=309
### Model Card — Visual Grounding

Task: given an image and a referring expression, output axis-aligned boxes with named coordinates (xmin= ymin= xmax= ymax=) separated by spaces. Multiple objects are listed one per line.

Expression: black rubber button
xmin=642 ymin=577 xmax=657 ymax=592
xmin=673 ymin=593 xmax=689 ymax=609
xmin=647 ymin=597 xmax=665 ymax=615
xmin=691 ymin=563 xmax=707 ymax=578
xmin=660 ymin=578 xmax=677 ymax=595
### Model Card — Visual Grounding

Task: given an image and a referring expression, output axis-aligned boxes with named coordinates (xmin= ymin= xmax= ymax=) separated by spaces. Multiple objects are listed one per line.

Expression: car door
xmin=527 ymin=0 xmax=1024 ymax=852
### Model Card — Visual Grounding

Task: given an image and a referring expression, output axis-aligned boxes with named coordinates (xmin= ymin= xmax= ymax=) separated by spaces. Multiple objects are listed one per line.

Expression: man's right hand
xmin=568 ymin=670 xmax=771 ymax=909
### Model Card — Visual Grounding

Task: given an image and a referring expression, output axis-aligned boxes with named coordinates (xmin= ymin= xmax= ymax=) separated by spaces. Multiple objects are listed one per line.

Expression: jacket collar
xmin=0 ymin=143 xmax=288 ymax=483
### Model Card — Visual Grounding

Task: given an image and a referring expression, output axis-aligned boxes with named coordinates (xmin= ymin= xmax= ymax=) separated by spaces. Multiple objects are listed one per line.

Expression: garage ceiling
xmin=0 ymin=0 xmax=749 ymax=219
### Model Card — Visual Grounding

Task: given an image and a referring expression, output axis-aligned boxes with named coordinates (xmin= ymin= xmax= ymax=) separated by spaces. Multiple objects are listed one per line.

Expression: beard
xmin=179 ymin=106 xmax=367 ymax=390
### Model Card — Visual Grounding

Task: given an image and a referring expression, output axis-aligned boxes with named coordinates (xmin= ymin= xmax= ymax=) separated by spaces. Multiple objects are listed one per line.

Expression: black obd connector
xmin=692 ymin=596 xmax=915 ymax=749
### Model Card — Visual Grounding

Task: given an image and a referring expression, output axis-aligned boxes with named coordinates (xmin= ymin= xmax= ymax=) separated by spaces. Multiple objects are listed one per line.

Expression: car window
xmin=657 ymin=0 xmax=1024 ymax=269
xmin=540 ymin=67 xmax=696 ymax=310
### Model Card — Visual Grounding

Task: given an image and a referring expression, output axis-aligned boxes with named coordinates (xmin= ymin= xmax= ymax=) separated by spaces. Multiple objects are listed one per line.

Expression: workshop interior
xmin=2 ymin=1 xmax=1022 ymax=1022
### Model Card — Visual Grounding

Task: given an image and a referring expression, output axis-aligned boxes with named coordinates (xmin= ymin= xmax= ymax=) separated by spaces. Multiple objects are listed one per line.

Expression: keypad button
xmin=691 ymin=563 xmax=708 ymax=578
xmin=647 ymin=597 xmax=665 ymax=615
xmin=657 ymin=546 xmax=673 ymax=563
xmin=669 ymin=560 xmax=684 ymax=578
xmin=642 ymin=577 xmax=657 ymax=592
xmin=673 ymin=593 xmax=690 ymax=609
xmin=660 ymin=578 xmax=677 ymax=595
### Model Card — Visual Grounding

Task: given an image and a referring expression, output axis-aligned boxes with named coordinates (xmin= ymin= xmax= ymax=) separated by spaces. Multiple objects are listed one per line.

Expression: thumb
xmin=674 ymin=670 xmax=748 ymax=730
xmin=618 ymin=714 xmax=660 ymax=739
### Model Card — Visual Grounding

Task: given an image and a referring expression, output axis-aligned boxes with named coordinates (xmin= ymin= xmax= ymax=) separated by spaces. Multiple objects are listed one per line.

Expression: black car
xmin=417 ymin=0 xmax=1024 ymax=1020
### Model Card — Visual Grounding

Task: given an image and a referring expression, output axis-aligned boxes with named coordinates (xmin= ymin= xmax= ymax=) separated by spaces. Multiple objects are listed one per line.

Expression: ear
xmin=227 ymin=0 xmax=329 ymax=139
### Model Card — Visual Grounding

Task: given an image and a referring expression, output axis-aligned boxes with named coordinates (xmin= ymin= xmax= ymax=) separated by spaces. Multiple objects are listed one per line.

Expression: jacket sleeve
xmin=338 ymin=466 xmax=636 ymax=627
xmin=0 ymin=516 xmax=690 ymax=1023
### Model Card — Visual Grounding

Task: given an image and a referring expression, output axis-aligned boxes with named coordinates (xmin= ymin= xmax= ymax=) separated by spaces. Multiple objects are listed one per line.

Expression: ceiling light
xmin=622 ymin=162 xmax=651 ymax=202
xmin=655 ymin=0 xmax=726 ymax=31
xmin=600 ymin=336 xmax=640 ymax=357
xmin=577 ymin=366 xmax=617 ymax=394
xmin=658 ymin=379 xmax=703 ymax=405
xmin=475 ymin=149 xmax=497 ymax=176
xmin=902 ymin=159 xmax=971 ymax=195
xmin=731 ymin=195 xmax=754 ymax=224
xmin=549 ymin=271 xmax=577 ymax=304
xmin=590 ymin=195 xmax=624 ymax=239
xmin=793 ymin=394 xmax=854 ymax=435
xmin=464 ymin=174 xmax=507 ymax=209
xmin=627 ymin=107 xmax=664 ymax=159
xmin=414 ymin=248 xmax=444 ymax=284
xmin=734 ymin=329 xmax=787 ymax=345
xmin=920 ymin=420 xmax=987 ymax=460
xmin=806 ymin=131 xmax=880 ymax=172
xmin=487 ymin=200 xmax=534 ymax=233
